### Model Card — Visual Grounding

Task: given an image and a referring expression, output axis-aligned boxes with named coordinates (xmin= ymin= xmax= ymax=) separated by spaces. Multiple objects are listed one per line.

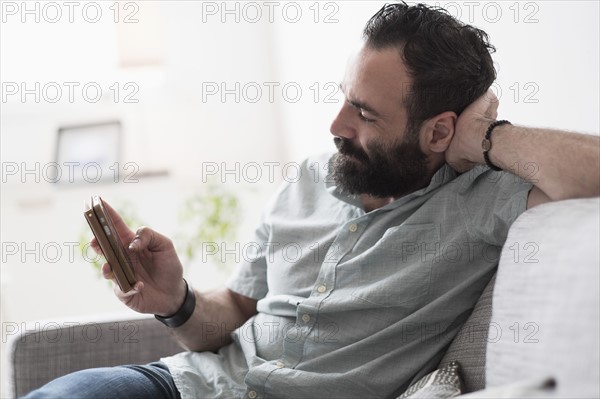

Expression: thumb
xmin=129 ymin=226 xmax=172 ymax=253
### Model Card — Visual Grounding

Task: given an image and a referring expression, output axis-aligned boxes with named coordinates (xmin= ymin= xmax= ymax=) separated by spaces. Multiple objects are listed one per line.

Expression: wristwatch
xmin=155 ymin=279 xmax=196 ymax=328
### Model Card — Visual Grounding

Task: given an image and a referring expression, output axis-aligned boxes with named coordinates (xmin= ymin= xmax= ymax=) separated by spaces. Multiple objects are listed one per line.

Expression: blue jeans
xmin=23 ymin=362 xmax=181 ymax=399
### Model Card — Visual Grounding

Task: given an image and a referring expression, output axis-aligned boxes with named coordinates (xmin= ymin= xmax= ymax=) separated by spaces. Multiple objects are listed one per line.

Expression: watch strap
xmin=155 ymin=279 xmax=196 ymax=328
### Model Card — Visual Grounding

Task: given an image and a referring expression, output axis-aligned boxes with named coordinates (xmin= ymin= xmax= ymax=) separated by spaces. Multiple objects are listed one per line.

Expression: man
xmin=26 ymin=3 xmax=599 ymax=399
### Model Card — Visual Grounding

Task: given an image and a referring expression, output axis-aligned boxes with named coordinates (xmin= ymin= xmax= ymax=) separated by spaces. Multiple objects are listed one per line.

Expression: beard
xmin=331 ymin=133 xmax=430 ymax=198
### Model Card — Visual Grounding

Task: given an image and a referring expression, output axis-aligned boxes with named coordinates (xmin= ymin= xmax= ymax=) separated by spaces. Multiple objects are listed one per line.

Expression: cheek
xmin=359 ymin=136 xmax=371 ymax=153
xmin=362 ymin=136 xmax=387 ymax=159
xmin=357 ymin=127 xmax=384 ymax=151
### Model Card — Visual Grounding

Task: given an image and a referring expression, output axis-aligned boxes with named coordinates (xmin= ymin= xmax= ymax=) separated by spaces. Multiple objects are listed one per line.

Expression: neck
xmin=359 ymin=163 xmax=446 ymax=212
xmin=360 ymin=195 xmax=394 ymax=212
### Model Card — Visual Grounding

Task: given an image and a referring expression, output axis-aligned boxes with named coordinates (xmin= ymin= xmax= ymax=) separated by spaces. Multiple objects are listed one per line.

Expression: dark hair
xmin=363 ymin=2 xmax=496 ymax=133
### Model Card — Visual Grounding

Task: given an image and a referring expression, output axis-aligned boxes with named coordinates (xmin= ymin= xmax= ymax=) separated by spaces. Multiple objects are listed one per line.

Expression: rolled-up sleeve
xmin=458 ymin=166 xmax=533 ymax=246
xmin=225 ymin=215 xmax=270 ymax=300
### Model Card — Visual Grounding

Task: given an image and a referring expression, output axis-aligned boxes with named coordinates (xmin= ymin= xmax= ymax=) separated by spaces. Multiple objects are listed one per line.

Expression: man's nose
xmin=330 ymin=102 xmax=356 ymax=140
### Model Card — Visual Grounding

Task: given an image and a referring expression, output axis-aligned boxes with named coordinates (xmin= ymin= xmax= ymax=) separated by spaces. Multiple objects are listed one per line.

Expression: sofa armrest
xmin=7 ymin=313 xmax=183 ymax=398
xmin=486 ymin=198 xmax=600 ymax=397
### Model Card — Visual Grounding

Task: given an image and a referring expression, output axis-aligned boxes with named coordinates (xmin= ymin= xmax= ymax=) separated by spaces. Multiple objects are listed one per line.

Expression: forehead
xmin=342 ymin=44 xmax=411 ymax=113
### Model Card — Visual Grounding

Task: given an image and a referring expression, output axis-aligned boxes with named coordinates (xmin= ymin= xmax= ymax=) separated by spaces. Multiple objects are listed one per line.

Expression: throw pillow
xmin=397 ymin=360 xmax=463 ymax=399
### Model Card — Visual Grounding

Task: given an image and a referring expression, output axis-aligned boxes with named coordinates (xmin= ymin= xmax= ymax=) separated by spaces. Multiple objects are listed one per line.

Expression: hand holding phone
xmin=83 ymin=196 xmax=186 ymax=316
xmin=84 ymin=196 xmax=137 ymax=292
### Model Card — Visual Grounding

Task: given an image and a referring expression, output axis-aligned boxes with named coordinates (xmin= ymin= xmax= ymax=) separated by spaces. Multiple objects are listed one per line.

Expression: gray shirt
xmin=162 ymin=152 xmax=532 ymax=399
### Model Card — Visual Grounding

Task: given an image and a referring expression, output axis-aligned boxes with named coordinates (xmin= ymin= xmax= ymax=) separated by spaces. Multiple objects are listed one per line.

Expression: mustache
xmin=334 ymin=137 xmax=369 ymax=162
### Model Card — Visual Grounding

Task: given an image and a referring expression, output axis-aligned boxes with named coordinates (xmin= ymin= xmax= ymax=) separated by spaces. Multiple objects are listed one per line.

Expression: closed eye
xmin=358 ymin=110 xmax=376 ymax=123
xmin=340 ymin=83 xmax=379 ymax=124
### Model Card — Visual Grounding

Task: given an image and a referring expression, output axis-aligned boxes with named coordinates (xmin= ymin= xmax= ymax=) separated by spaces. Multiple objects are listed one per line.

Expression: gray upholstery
xmin=8 ymin=316 xmax=182 ymax=398
xmin=486 ymin=198 xmax=599 ymax=398
xmin=439 ymin=273 xmax=496 ymax=393
xmin=8 ymin=279 xmax=499 ymax=398
xmin=9 ymin=199 xmax=598 ymax=398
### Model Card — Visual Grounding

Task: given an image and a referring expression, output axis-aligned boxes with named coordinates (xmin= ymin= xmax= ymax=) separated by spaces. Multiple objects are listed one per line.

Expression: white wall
xmin=0 ymin=1 xmax=290 ymax=325
xmin=1 ymin=2 xmax=288 ymax=395
xmin=272 ymin=1 xmax=599 ymax=161
xmin=1 ymin=1 xmax=598 ymax=397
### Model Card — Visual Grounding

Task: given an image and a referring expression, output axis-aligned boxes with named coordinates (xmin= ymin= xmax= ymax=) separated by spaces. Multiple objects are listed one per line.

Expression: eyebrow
xmin=339 ymin=83 xmax=382 ymax=118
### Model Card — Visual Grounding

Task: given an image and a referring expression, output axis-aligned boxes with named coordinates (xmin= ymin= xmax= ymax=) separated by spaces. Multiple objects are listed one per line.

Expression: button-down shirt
xmin=162 ymin=153 xmax=532 ymax=399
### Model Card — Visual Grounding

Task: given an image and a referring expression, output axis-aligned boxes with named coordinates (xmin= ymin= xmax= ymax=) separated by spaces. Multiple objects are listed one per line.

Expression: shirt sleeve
xmin=224 ymin=177 xmax=292 ymax=301
xmin=225 ymin=209 xmax=270 ymax=300
xmin=458 ymin=166 xmax=533 ymax=247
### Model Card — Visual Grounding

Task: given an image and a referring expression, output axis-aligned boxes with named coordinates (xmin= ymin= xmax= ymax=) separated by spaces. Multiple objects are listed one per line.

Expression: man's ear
xmin=421 ymin=111 xmax=456 ymax=153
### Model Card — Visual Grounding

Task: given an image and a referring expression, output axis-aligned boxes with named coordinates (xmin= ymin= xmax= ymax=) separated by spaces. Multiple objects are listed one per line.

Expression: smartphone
xmin=84 ymin=195 xmax=136 ymax=292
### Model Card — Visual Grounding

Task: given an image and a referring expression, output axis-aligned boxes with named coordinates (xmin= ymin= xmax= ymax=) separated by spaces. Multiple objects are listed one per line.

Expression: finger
xmin=101 ymin=262 xmax=115 ymax=280
xmin=490 ymin=108 xmax=498 ymax=120
xmin=482 ymin=93 xmax=499 ymax=120
xmin=484 ymin=88 xmax=498 ymax=104
xmin=124 ymin=281 xmax=144 ymax=297
xmin=90 ymin=237 xmax=102 ymax=255
xmin=129 ymin=226 xmax=173 ymax=253
xmin=101 ymin=199 xmax=135 ymax=243
xmin=114 ymin=280 xmax=144 ymax=298
xmin=128 ymin=226 xmax=148 ymax=251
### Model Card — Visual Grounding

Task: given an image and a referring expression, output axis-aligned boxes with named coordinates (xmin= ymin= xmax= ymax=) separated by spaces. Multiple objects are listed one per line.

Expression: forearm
xmin=488 ymin=124 xmax=600 ymax=200
xmin=171 ymin=288 xmax=255 ymax=352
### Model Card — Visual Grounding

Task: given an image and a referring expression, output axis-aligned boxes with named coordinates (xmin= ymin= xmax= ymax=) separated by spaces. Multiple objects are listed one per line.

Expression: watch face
xmin=482 ymin=138 xmax=492 ymax=151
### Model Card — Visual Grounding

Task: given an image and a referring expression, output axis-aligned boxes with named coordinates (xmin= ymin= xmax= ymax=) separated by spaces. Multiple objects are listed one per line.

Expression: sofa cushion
xmin=486 ymin=198 xmax=600 ymax=398
xmin=438 ymin=274 xmax=496 ymax=392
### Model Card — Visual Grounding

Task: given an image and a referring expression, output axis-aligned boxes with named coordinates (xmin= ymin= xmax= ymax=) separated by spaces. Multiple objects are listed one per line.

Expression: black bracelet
xmin=482 ymin=120 xmax=511 ymax=171
xmin=155 ymin=279 xmax=196 ymax=328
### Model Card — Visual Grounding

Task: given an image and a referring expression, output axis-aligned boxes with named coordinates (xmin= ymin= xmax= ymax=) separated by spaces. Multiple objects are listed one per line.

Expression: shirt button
xmin=317 ymin=284 xmax=326 ymax=293
xmin=349 ymin=223 xmax=358 ymax=232
xmin=248 ymin=391 xmax=257 ymax=399
xmin=301 ymin=314 xmax=311 ymax=323
xmin=276 ymin=361 xmax=285 ymax=368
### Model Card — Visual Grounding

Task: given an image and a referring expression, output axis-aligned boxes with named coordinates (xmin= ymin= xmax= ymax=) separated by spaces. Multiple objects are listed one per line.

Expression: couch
xmin=7 ymin=198 xmax=599 ymax=398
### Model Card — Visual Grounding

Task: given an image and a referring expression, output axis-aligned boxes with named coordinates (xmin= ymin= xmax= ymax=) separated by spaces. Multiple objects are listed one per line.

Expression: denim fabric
xmin=22 ymin=362 xmax=180 ymax=399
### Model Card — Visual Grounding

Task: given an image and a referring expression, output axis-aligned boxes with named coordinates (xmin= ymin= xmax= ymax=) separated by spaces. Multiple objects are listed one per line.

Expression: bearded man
xmin=25 ymin=3 xmax=599 ymax=399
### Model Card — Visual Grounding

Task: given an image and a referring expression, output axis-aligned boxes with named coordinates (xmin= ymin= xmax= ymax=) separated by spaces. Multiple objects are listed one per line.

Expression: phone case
xmin=84 ymin=196 xmax=136 ymax=292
